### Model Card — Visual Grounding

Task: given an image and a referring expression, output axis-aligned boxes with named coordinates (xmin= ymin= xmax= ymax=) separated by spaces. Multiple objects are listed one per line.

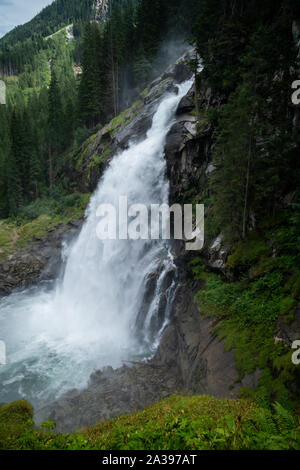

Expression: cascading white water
xmin=0 ymin=79 xmax=192 ymax=407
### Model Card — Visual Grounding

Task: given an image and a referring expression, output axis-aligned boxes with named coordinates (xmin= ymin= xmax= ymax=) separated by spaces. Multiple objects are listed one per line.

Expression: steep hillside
xmin=0 ymin=0 xmax=111 ymax=78
xmin=0 ymin=0 xmax=95 ymax=46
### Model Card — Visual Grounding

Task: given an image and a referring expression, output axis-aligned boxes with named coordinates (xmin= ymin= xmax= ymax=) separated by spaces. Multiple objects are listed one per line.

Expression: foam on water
xmin=0 ymin=80 xmax=193 ymax=406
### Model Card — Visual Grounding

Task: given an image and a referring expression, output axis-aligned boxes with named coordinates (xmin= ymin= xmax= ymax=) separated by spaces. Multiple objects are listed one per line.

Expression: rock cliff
xmin=1 ymin=51 xmax=262 ymax=432
xmin=32 ymin=53 xmax=261 ymax=432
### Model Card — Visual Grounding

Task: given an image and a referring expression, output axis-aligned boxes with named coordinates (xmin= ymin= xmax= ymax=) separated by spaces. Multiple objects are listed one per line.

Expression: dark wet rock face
xmin=144 ymin=78 xmax=177 ymax=105
xmin=134 ymin=263 xmax=176 ymax=345
xmin=176 ymin=87 xmax=195 ymax=115
xmin=164 ymin=86 xmax=213 ymax=206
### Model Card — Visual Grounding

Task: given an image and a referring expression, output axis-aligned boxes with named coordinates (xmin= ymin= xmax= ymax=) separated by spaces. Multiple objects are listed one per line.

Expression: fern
xmin=273 ymin=402 xmax=295 ymax=433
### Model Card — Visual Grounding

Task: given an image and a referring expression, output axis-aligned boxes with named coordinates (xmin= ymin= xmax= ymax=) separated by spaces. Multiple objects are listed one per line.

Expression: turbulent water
xmin=0 ymin=80 xmax=192 ymax=407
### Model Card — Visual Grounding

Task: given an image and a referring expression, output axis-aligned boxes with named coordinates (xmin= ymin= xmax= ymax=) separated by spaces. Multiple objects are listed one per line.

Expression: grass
xmin=0 ymin=192 xmax=90 ymax=257
xmin=0 ymin=221 xmax=17 ymax=254
xmin=0 ymin=395 xmax=299 ymax=450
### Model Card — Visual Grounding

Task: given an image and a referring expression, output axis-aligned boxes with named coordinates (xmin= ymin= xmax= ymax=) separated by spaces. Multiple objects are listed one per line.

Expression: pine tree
xmin=133 ymin=45 xmax=151 ymax=87
xmin=211 ymin=82 xmax=266 ymax=240
xmin=48 ymin=69 xmax=63 ymax=185
xmin=0 ymin=106 xmax=10 ymax=216
xmin=6 ymin=112 xmax=23 ymax=215
xmin=78 ymin=23 xmax=103 ymax=127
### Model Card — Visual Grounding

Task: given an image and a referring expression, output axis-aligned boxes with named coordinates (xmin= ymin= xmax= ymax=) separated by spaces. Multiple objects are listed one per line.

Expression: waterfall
xmin=0 ymin=79 xmax=192 ymax=406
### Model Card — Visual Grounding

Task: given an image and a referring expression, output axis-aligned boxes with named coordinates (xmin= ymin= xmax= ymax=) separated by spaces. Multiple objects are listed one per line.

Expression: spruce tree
xmin=7 ymin=112 xmax=23 ymax=215
xmin=48 ymin=69 xmax=63 ymax=186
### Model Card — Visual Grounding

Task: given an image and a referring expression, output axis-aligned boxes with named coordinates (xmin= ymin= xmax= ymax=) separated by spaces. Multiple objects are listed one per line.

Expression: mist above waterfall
xmin=120 ymin=41 xmax=192 ymax=109
xmin=0 ymin=80 xmax=193 ymax=407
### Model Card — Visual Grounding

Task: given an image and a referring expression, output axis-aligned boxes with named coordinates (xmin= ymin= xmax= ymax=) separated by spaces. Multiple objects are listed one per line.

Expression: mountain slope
xmin=0 ymin=0 xmax=94 ymax=46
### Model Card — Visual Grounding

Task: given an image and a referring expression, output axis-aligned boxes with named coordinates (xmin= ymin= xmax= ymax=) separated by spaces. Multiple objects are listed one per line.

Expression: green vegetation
xmin=0 ymin=192 xmax=90 ymax=257
xmin=0 ymin=0 xmax=93 ymax=48
xmin=191 ymin=0 xmax=299 ymax=242
xmin=0 ymin=28 xmax=77 ymax=218
xmin=0 ymin=0 xmax=195 ymax=219
xmin=0 ymin=396 xmax=299 ymax=450
xmin=191 ymin=204 xmax=300 ymax=410
xmin=77 ymin=1 xmax=194 ymax=127
xmin=183 ymin=0 xmax=300 ymax=421
xmin=105 ymin=99 xmax=143 ymax=136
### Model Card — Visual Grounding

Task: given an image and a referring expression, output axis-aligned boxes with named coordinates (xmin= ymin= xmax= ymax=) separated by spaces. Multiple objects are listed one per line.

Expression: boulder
xmin=207 ymin=235 xmax=230 ymax=272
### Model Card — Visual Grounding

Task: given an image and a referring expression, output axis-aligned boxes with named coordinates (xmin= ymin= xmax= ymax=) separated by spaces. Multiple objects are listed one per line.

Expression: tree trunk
xmin=193 ymin=53 xmax=200 ymax=116
xmin=242 ymin=138 xmax=252 ymax=239
xmin=48 ymin=146 xmax=53 ymax=187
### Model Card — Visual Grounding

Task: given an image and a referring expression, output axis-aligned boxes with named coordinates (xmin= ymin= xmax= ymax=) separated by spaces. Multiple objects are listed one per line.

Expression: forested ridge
xmin=0 ymin=0 xmax=196 ymax=218
xmin=0 ymin=0 xmax=299 ymax=230
xmin=0 ymin=0 xmax=300 ymax=450
xmin=0 ymin=0 xmax=93 ymax=46
xmin=191 ymin=0 xmax=300 ymax=242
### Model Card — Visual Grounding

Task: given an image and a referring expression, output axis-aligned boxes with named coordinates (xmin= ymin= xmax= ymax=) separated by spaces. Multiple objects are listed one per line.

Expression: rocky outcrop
xmin=92 ymin=0 xmax=109 ymax=23
xmin=71 ymin=50 xmax=195 ymax=193
xmin=70 ymin=86 xmax=171 ymax=193
xmin=206 ymin=235 xmax=231 ymax=272
xmin=164 ymin=75 xmax=232 ymax=272
xmin=165 ymin=87 xmax=213 ymax=205
xmin=0 ymin=219 xmax=83 ymax=296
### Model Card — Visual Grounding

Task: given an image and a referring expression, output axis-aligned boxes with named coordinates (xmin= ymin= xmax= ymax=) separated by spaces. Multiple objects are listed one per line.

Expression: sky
xmin=0 ymin=0 xmax=52 ymax=38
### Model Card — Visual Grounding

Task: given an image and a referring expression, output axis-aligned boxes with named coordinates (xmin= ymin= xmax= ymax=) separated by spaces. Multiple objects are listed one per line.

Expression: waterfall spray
xmin=0 ymin=80 xmax=193 ymax=406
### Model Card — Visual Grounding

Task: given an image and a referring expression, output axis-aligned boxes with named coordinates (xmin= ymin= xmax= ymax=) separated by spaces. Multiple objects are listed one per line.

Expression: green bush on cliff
xmin=0 ymin=396 xmax=299 ymax=450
